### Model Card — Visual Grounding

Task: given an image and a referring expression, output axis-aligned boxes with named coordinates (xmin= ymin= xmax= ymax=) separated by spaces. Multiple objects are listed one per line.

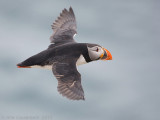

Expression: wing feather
xmin=52 ymin=60 xmax=85 ymax=100
xmin=50 ymin=7 xmax=77 ymax=45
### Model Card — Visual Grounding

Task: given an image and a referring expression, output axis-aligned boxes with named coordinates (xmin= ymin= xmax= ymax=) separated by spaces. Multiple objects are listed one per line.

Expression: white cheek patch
xmin=87 ymin=46 xmax=104 ymax=60
xmin=76 ymin=54 xmax=87 ymax=66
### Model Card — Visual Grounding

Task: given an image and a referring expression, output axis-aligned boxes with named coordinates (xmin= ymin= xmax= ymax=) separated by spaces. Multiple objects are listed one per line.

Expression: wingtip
xmin=62 ymin=8 xmax=68 ymax=13
xmin=82 ymin=97 xmax=85 ymax=101
xmin=69 ymin=6 xmax=74 ymax=13
xmin=69 ymin=6 xmax=73 ymax=10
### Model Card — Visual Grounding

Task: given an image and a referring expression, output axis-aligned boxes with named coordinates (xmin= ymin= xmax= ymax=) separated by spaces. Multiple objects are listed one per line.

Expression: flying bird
xmin=17 ymin=7 xmax=112 ymax=100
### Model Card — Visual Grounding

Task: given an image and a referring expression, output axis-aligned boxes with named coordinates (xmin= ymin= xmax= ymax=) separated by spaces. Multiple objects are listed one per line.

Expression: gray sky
xmin=0 ymin=0 xmax=160 ymax=120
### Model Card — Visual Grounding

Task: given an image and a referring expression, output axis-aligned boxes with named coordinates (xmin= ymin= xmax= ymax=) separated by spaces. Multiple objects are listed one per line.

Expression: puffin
xmin=17 ymin=7 xmax=112 ymax=100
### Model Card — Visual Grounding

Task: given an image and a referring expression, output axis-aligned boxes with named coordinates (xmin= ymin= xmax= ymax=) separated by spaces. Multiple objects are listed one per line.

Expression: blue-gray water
xmin=0 ymin=0 xmax=160 ymax=120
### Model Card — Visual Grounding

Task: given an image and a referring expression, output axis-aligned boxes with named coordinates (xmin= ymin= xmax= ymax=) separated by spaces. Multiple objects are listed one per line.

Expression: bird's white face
xmin=87 ymin=46 xmax=104 ymax=61
xmin=87 ymin=44 xmax=112 ymax=61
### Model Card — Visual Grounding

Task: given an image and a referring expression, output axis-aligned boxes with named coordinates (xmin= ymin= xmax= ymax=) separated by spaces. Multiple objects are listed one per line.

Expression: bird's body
xmin=18 ymin=43 xmax=92 ymax=69
xmin=17 ymin=7 xmax=112 ymax=100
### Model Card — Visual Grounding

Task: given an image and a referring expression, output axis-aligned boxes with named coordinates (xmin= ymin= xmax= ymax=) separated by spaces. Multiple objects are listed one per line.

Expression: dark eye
xmin=96 ymin=48 xmax=99 ymax=52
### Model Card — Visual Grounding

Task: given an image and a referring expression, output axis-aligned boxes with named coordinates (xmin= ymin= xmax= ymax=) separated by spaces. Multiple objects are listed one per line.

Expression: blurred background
xmin=0 ymin=0 xmax=160 ymax=120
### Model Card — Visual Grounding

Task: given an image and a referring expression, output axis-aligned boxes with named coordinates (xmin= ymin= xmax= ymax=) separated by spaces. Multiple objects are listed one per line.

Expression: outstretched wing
xmin=50 ymin=7 xmax=77 ymax=45
xmin=52 ymin=59 xmax=85 ymax=100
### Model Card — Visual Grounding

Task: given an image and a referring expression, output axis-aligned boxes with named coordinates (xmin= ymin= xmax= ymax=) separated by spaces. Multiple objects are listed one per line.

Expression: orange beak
xmin=100 ymin=48 xmax=112 ymax=60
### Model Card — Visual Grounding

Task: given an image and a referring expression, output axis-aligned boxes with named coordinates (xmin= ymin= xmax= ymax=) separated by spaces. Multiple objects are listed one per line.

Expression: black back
xmin=17 ymin=43 xmax=92 ymax=67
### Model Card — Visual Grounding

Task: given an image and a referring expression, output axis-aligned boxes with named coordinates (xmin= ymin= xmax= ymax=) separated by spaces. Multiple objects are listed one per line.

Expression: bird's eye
xmin=96 ymin=48 xmax=99 ymax=52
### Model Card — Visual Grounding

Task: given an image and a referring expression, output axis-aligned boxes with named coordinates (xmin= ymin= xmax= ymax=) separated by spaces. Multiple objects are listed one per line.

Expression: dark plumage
xmin=17 ymin=7 xmax=112 ymax=100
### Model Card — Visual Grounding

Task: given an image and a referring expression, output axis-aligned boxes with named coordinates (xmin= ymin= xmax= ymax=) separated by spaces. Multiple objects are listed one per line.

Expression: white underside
xmin=30 ymin=54 xmax=87 ymax=70
xmin=31 ymin=65 xmax=52 ymax=70
xmin=76 ymin=54 xmax=87 ymax=66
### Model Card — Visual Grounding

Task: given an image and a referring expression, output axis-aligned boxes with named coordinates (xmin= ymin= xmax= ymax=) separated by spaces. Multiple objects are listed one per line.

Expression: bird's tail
xmin=17 ymin=62 xmax=31 ymax=68
xmin=17 ymin=50 xmax=49 ymax=68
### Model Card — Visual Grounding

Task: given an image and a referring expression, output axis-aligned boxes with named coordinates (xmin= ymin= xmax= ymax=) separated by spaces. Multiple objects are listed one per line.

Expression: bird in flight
xmin=17 ymin=7 xmax=112 ymax=100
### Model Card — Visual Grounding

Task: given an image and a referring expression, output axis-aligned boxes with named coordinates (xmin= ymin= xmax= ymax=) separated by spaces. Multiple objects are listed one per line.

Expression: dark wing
xmin=52 ymin=59 xmax=85 ymax=100
xmin=50 ymin=7 xmax=77 ymax=45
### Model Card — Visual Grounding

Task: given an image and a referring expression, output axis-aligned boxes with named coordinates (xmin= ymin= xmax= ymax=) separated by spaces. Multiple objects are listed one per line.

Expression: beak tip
xmin=103 ymin=48 xmax=112 ymax=60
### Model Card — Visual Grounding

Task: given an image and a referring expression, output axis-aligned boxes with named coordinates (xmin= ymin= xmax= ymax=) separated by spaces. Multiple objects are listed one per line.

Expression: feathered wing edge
xmin=51 ymin=7 xmax=76 ymax=32
xmin=50 ymin=7 xmax=77 ymax=43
